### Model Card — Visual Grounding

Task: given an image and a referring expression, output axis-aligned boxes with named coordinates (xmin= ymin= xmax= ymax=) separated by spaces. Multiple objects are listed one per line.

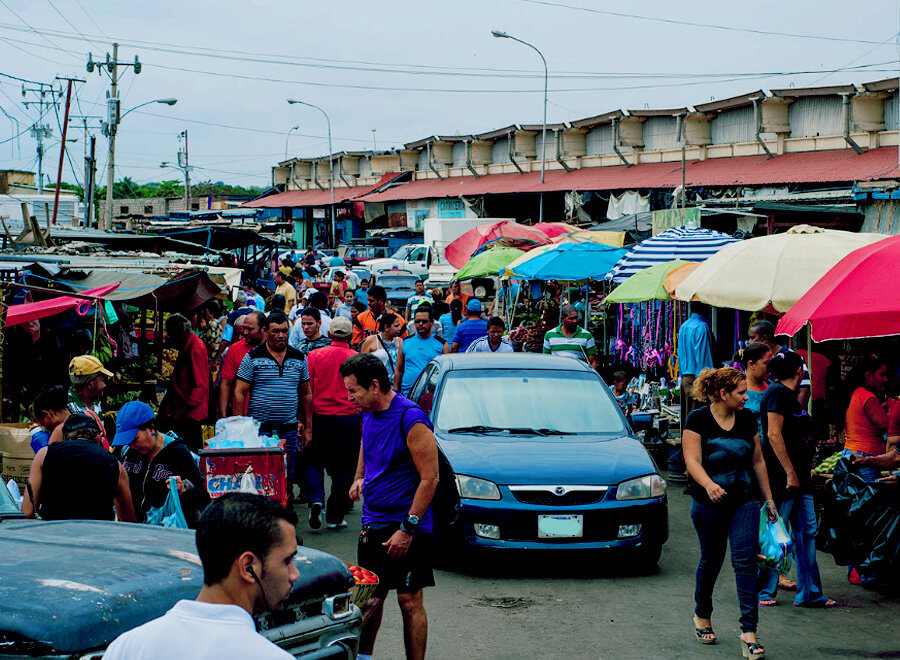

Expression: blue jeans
xmin=758 ymin=494 xmax=828 ymax=606
xmin=841 ymin=449 xmax=883 ymax=482
xmin=691 ymin=498 xmax=760 ymax=633
xmin=298 ymin=413 xmax=361 ymax=523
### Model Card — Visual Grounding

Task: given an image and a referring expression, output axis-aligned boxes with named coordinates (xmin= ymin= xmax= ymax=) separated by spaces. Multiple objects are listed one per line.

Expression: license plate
xmin=537 ymin=514 xmax=583 ymax=538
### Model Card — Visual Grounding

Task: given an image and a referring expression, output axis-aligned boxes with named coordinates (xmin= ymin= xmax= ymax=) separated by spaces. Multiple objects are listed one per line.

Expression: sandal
xmin=778 ymin=575 xmax=797 ymax=590
xmin=741 ymin=639 xmax=765 ymax=658
xmin=692 ymin=616 xmax=716 ymax=644
xmin=758 ymin=599 xmax=777 ymax=607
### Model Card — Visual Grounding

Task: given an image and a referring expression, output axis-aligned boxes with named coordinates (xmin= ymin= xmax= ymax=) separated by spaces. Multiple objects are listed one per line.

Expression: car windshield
xmin=435 ymin=369 xmax=626 ymax=435
xmin=390 ymin=245 xmax=415 ymax=260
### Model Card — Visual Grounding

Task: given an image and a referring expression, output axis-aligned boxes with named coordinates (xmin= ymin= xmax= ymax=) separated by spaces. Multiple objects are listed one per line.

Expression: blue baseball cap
xmin=112 ymin=401 xmax=156 ymax=447
xmin=466 ymin=298 xmax=482 ymax=312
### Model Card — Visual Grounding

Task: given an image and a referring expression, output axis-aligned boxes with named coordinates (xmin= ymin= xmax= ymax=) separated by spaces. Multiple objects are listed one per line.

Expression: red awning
xmin=243 ymin=172 xmax=405 ymax=208
xmin=361 ymin=147 xmax=900 ymax=202
xmin=6 ymin=283 xmax=121 ymax=327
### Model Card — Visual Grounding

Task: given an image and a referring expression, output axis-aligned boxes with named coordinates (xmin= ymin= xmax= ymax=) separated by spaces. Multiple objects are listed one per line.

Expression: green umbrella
xmin=455 ymin=247 xmax=526 ymax=280
xmin=605 ymin=259 xmax=691 ymax=303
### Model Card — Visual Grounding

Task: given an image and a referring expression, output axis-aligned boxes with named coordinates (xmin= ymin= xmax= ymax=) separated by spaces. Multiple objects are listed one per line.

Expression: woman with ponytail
xmin=683 ymin=367 xmax=776 ymax=658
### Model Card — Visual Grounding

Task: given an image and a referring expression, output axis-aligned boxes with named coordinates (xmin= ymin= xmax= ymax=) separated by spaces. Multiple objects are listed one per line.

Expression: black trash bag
xmin=857 ymin=485 xmax=900 ymax=583
xmin=816 ymin=457 xmax=873 ymax=565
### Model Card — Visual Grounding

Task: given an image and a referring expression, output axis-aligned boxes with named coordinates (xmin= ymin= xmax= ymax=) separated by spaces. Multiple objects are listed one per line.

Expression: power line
xmin=44 ymin=0 xmax=103 ymax=50
xmin=71 ymin=0 xmax=108 ymax=39
xmin=519 ymin=0 xmax=892 ymax=45
xmin=0 ymin=0 xmax=82 ymax=63
xmin=809 ymin=32 xmax=900 ymax=85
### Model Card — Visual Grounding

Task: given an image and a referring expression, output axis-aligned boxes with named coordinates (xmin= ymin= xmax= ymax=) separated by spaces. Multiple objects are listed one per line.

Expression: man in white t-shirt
xmin=103 ymin=494 xmax=299 ymax=659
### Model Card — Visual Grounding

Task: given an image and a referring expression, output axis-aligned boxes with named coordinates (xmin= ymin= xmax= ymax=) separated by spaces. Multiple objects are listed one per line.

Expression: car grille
xmin=511 ymin=490 xmax=607 ymax=506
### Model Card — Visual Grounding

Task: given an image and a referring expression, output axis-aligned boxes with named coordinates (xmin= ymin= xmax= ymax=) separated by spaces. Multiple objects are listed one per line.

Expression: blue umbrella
xmin=606 ymin=226 xmax=738 ymax=283
xmin=505 ymin=242 xmax=628 ymax=281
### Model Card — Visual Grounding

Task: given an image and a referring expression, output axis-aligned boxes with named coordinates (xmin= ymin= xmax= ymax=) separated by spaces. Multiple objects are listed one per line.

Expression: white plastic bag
xmin=6 ymin=479 xmax=22 ymax=510
xmin=238 ymin=466 xmax=258 ymax=494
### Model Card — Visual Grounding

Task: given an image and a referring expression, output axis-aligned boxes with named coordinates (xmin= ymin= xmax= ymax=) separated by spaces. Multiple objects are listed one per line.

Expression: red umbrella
xmin=776 ymin=235 xmax=897 ymax=340
xmin=444 ymin=221 xmax=550 ymax=269
xmin=533 ymin=222 xmax=579 ymax=238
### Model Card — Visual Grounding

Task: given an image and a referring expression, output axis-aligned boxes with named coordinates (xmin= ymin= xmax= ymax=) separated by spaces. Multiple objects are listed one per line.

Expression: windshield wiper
xmin=447 ymin=425 xmax=507 ymax=434
xmin=534 ymin=428 xmax=576 ymax=436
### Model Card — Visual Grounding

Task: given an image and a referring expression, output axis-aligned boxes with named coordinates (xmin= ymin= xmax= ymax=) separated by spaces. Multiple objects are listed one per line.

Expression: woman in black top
xmin=758 ymin=352 xmax=835 ymax=608
xmin=683 ymin=367 xmax=776 ymax=658
xmin=23 ymin=412 xmax=136 ymax=522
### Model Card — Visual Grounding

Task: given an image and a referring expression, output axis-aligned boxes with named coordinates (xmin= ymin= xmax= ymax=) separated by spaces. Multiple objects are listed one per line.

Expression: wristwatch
xmin=400 ymin=514 xmax=420 ymax=535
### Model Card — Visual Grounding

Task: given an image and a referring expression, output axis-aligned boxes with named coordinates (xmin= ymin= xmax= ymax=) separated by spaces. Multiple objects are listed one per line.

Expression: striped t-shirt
xmin=236 ymin=344 xmax=309 ymax=425
xmin=542 ymin=324 xmax=597 ymax=361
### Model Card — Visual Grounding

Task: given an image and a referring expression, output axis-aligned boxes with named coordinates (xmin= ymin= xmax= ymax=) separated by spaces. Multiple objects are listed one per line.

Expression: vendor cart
xmin=200 ymin=441 xmax=288 ymax=506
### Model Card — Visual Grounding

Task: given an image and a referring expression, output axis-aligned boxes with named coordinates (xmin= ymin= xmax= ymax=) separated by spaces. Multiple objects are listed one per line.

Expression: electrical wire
xmin=0 ymin=0 xmax=82 ymax=63
xmin=519 ymin=0 xmax=892 ymax=45
xmin=71 ymin=0 xmax=108 ymax=39
xmin=809 ymin=32 xmax=900 ymax=86
xmin=44 ymin=0 xmax=103 ymax=50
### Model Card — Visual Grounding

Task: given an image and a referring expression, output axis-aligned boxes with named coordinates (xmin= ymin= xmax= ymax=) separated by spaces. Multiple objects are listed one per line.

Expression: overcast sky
xmin=0 ymin=0 xmax=898 ymax=189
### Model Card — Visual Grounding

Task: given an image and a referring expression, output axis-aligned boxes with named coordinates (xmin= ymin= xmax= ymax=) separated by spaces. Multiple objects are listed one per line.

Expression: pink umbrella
xmin=776 ymin=235 xmax=898 ymax=340
xmin=533 ymin=222 xmax=579 ymax=238
xmin=6 ymin=283 xmax=121 ymax=326
xmin=444 ymin=221 xmax=550 ymax=269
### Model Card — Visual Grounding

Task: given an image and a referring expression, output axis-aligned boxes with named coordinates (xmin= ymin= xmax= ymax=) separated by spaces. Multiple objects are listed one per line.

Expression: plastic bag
xmin=6 ymin=479 xmax=22 ymax=510
xmin=758 ymin=505 xmax=793 ymax=574
xmin=817 ymin=457 xmax=877 ymax=566
xmin=145 ymin=477 xmax=189 ymax=529
xmin=238 ymin=466 xmax=258 ymax=495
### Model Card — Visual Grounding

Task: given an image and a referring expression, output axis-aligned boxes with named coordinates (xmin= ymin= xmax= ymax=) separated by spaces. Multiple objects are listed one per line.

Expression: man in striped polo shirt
xmin=233 ymin=311 xmax=313 ymax=495
xmin=542 ymin=304 xmax=598 ymax=370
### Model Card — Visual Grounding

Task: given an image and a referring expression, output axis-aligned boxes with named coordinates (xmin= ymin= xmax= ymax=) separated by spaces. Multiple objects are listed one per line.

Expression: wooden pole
xmin=51 ymin=79 xmax=74 ymax=226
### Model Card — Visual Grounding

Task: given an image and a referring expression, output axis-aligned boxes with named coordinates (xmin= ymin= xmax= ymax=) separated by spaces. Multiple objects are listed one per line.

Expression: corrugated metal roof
xmin=360 ymin=147 xmax=900 ymax=202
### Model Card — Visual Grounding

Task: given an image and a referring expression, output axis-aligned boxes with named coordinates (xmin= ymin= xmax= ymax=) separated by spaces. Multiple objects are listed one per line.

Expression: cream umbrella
xmin=673 ymin=225 xmax=888 ymax=312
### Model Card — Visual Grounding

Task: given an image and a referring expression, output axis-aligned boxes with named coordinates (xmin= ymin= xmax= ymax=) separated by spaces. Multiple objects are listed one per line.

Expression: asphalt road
xmin=297 ymin=477 xmax=900 ymax=659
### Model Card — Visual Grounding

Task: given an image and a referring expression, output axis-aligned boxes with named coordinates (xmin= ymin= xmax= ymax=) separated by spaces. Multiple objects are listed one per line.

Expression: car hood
xmin=365 ymin=258 xmax=405 ymax=272
xmin=0 ymin=520 xmax=352 ymax=653
xmin=436 ymin=433 xmax=656 ymax=486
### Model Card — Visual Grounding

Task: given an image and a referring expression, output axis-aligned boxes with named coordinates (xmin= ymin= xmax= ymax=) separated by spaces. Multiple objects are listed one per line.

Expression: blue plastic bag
xmin=758 ymin=505 xmax=793 ymax=574
xmin=145 ymin=477 xmax=189 ymax=529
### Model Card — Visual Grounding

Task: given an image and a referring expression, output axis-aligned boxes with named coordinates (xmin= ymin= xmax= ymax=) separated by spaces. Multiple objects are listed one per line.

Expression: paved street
xmin=298 ymin=476 xmax=900 ymax=659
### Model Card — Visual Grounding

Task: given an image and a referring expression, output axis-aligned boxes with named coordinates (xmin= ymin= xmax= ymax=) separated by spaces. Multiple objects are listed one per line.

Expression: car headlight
xmin=455 ymin=474 xmax=501 ymax=500
xmin=616 ymin=474 xmax=666 ymax=501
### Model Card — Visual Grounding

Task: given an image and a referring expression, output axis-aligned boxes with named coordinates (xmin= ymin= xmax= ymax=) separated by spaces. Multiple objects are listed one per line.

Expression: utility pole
xmin=178 ymin=130 xmax=191 ymax=213
xmin=21 ymin=82 xmax=61 ymax=195
xmin=88 ymin=43 xmax=142 ymax=230
xmin=51 ymin=77 xmax=84 ymax=226
xmin=70 ymin=114 xmax=102 ymax=227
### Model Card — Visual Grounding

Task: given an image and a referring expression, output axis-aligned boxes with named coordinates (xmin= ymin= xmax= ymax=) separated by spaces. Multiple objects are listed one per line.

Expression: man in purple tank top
xmin=339 ymin=353 xmax=439 ymax=660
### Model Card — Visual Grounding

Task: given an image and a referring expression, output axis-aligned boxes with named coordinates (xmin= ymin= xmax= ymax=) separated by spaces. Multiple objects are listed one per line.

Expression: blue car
xmin=407 ymin=353 xmax=668 ymax=567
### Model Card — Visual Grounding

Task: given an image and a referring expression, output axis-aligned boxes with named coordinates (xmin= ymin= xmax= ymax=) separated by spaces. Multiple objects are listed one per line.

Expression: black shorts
xmin=357 ymin=523 xmax=435 ymax=598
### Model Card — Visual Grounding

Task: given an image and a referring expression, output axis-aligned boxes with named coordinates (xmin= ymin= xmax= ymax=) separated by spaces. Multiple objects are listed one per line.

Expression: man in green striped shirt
xmin=542 ymin=305 xmax=598 ymax=370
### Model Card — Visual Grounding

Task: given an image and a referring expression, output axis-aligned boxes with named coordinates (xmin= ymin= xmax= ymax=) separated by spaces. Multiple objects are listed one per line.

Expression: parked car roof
xmin=432 ymin=352 xmax=596 ymax=373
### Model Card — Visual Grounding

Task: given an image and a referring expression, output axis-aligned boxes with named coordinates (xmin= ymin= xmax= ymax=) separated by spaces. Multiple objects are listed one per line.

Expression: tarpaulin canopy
xmin=454 ymin=247 xmax=526 ymax=281
xmin=606 ymin=260 xmax=690 ymax=303
xmin=53 ymin=270 xmax=222 ymax=312
xmin=504 ymin=242 xmax=628 ymax=281
xmin=5 ymin=283 xmax=121 ymax=327
xmin=444 ymin=221 xmax=550 ymax=269
xmin=776 ymin=234 xmax=898 ymax=340
xmin=674 ymin=225 xmax=888 ymax=312
xmin=607 ymin=226 xmax=737 ymax=283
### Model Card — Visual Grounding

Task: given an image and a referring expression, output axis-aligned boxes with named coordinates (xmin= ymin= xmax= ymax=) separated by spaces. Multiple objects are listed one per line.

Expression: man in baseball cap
xmin=450 ymin=298 xmax=487 ymax=353
xmin=68 ymin=355 xmax=113 ymax=416
xmin=301 ymin=315 xmax=359 ymax=530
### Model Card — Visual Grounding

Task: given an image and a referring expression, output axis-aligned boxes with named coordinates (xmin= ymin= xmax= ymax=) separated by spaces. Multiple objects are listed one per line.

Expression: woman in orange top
xmin=843 ymin=356 xmax=892 ymax=481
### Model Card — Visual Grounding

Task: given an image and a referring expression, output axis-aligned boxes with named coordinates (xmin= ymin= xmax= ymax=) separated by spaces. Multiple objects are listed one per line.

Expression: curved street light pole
xmin=492 ymin=30 xmax=547 ymax=224
xmin=287 ymin=99 xmax=334 ymax=247
xmin=284 ymin=125 xmax=301 ymax=161
xmin=104 ymin=97 xmax=177 ymax=230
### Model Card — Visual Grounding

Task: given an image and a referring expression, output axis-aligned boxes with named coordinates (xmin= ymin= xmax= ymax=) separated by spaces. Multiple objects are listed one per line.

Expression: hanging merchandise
xmin=607 ymin=191 xmax=650 ymax=220
xmin=611 ymin=300 xmax=676 ymax=373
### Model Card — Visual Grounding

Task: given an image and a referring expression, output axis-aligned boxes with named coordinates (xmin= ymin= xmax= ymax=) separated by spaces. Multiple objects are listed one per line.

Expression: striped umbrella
xmin=606 ymin=226 xmax=738 ymax=283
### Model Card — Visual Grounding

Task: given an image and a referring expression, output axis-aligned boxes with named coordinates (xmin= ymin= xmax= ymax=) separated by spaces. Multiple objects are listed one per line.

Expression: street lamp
xmin=284 ymin=125 xmax=301 ymax=161
xmin=287 ymin=99 xmax=334 ymax=247
xmin=492 ymin=30 xmax=548 ymax=224
xmin=104 ymin=97 xmax=177 ymax=230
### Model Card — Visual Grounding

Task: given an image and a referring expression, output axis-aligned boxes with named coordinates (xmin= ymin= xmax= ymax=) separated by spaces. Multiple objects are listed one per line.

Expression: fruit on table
xmin=814 ymin=451 xmax=842 ymax=474
xmin=346 ymin=563 xmax=378 ymax=585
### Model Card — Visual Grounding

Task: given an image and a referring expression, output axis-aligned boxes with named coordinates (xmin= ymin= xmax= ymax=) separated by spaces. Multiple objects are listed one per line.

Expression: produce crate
xmin=199 ymin=443 xmax=288 ymax=506
xmin=345 ymin=562 xmax=379 ymax=608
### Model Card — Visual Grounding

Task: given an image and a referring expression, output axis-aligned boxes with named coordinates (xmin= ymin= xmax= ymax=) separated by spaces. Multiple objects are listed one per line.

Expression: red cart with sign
xmin=199 ymin=441 xmax=288 ymax=507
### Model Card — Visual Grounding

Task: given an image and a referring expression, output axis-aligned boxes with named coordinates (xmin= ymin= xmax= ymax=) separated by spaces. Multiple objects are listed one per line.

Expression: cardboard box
xmin=0 ymin=423 xmax=34 ymax=456
xmin=0 ymin=424 xmax=35 ymax=491
xmin=1 ymin=451 xmax=32 ymax=489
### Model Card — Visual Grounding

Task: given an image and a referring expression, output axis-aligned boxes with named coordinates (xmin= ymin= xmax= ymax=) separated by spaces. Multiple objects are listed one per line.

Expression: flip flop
xmin=795 ymin=598 xmax=838 ymax=609
xmin=758 ymin=599 xmax=778 ymax=607
xmin=778 ymin=576 xmax=797 ymax=590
